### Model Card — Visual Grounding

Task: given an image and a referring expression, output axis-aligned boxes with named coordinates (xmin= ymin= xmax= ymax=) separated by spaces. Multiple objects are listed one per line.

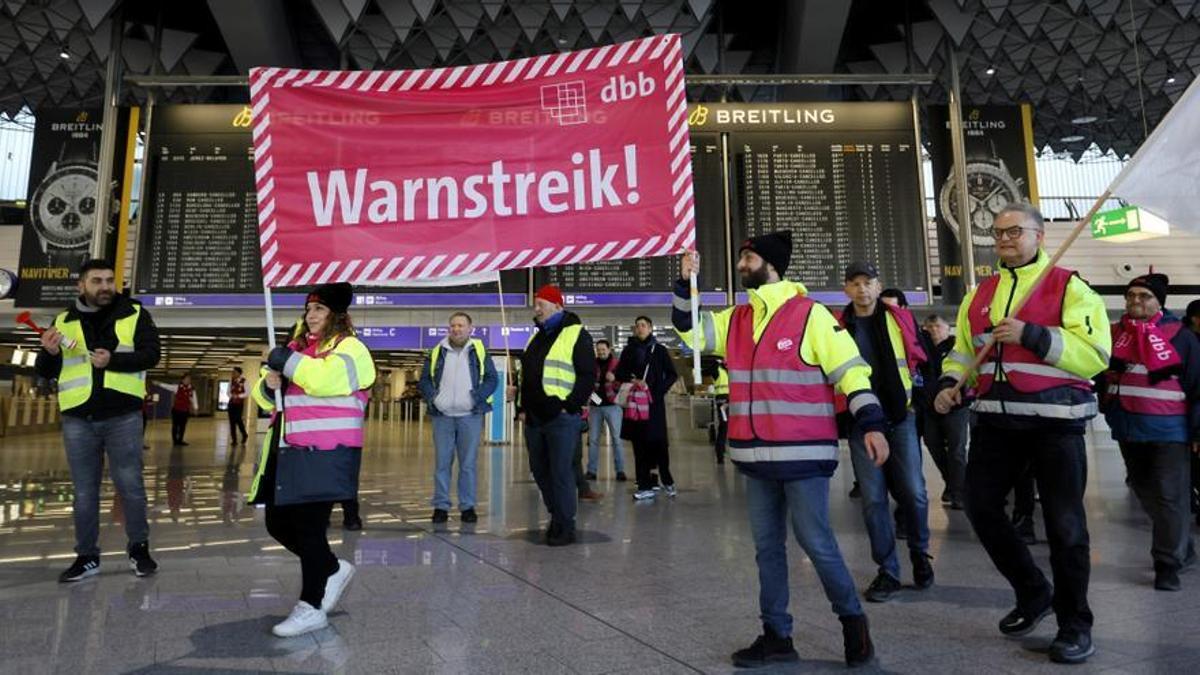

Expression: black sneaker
xmin=615 ymin=472 xmax=628 ymax=482
xmin=940 ymin=489 xmax=952 ymax=506
xmin=59 ymin=555 xmax=100 ymax=583
xmin=998 ymin=599 xmax=1053 ymax=637
xmin=461 ymin=508 xmax=478 ymax=523
xmin=911 ymin=552 xmax=934 ymax=590
xmin=840 ymin=614 xmax=875 ymax=667
xmin=342 ymin=515 xmax=363 ymax=531
xmin=431 ymin=509 xmax=449 ymax=523
xmin=731 ymin=627 xmax=798 ymax=668
xmin=584 ymin=472 xmax=597 ymax=481
xmin=1013 ymin=514 xmax=1037 ymax=545
xmin=1154 ymin=563 xmax=1181 ymax=591
xmin=128 ymin=542 xmax=158 ymax=577
xmin=547 ymin=528 xmax=576 ymax=547
xmin=849 ymin=482 xmax=861 ymax=499
xmin=864 ymin=572 xmax=902 ymax=603
xmin=1049 ymin=632 xmax=1095 ymax=664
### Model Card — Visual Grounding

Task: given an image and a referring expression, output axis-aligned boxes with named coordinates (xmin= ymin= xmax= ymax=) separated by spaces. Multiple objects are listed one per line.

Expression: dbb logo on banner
xmin=248 ymin=35 xmax=695 ymax=288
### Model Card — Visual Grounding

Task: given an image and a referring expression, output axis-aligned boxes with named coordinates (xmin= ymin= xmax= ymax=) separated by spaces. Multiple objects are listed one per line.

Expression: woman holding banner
xmin=249 ymin=282 xmax=376 ymax=637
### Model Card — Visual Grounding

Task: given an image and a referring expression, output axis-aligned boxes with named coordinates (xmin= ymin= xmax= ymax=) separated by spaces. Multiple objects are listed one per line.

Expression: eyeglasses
xmin=1125 ymin=291 xmax=1157 ymax=302
xmin=990 ymin=226 xmax=1035 ymax=241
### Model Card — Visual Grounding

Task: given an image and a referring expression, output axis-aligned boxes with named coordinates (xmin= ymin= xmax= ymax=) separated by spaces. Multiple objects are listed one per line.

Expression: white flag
xmin=1108 ymin=77 xmax=1200 ymax=234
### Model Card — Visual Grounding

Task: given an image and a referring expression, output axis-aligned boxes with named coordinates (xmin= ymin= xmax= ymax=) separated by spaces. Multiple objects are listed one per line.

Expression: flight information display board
xmin=135 ymin=105 xmax=527 ymax=305
xmin=534 ymin=133 xmax=728 ymax=305
xmin=687 ymin=102 xmax=928 ymax=297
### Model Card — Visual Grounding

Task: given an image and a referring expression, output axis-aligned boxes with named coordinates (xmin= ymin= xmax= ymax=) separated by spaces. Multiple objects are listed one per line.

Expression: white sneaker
xmin=665 ymin=484 xmax=678 ymax=497
xmin=272 ymin=601 xmax=328 ymax=637
xmin=321 ymin=559 xmax=355 ymax=613
xmin=633 ymin=489 xmax=657 ymax=501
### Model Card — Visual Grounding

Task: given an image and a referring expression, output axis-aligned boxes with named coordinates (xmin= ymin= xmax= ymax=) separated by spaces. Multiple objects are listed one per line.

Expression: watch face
xmin=0 ymin=269 xmax=14 ymax=299
xmin=939 ymin=161 xmax=1025 ymax=247
xmin=31 ymin=163 xmax=99 ymax=249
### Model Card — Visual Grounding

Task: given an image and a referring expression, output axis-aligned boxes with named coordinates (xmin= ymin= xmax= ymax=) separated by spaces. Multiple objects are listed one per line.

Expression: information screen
xmin=533 ymin=133 xmax=728 ymax=305
xmin=688 ymin=102 xmax=928 ymax=298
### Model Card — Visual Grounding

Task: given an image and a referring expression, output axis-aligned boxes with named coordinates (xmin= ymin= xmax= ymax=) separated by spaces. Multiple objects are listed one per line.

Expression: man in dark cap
xmin=839 ymin=262 xmax=933 ymax=602
xmin=1099 ymin=273 xmax=1200 ymax=591
xmin=670 ymin=232 xmax=887 ymax=667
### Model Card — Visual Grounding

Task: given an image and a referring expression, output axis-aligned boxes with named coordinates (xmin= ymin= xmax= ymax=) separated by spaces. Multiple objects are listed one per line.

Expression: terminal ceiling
xmin=0 ymin=1 xmax=1196 ymax=159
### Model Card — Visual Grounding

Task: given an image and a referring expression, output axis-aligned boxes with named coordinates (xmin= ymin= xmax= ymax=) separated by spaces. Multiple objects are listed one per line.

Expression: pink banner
xmin=248 ymin=35 xmax=694 ymax=288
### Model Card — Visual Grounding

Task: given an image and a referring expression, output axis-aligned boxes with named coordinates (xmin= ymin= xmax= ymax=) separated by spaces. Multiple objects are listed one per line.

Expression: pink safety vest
xmin=282 ymin=337 xmax=369 ymax=449
xmin=968 ymin=266 xmax=1092 ymax=396
xmin=1106 ymin=321 xmax=1187 ymax=416
xmin=726 ymin=295 xmax=838 ymax=462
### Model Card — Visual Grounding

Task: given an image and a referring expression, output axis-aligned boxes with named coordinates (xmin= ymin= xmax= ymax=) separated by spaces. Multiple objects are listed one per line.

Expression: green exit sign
xmin=1090 ymin=205 xmax=1170 ymax=242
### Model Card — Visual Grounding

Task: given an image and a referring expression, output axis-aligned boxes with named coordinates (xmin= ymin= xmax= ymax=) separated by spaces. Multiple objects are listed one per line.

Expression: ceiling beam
xmin=205 ymin=0 xmax=301 ymax=73
xmin=776 ymin=0 xmax=853 ymax=101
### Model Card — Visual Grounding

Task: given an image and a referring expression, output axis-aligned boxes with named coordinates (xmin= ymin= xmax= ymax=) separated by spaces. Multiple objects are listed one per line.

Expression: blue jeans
xmin=849 ymin=414 xmax=930 ymax=580
xmin=747 ymin=475 xmax=863 ymax=636
xmin=431 ymin=414 xmax=483 ymax=511
xmin=525 ymin=412 xmax=582 ymax=531
xmin=62 ymin=411 xmax=149 ymax=557
xmin=586 ymin=404 xmax=624 ymax=474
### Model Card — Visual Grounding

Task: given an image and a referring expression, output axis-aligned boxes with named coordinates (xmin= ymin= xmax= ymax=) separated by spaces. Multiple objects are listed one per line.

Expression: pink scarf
xmin=1112 ymin=312 xmax=1181 ymax=374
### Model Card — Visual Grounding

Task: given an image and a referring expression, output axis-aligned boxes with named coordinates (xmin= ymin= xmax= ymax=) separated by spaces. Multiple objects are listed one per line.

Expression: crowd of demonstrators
xmin=1099 ymin=274 xmax=1200 ymax=591
xmin=418 ymin=311 xmax=498 ymax=525
xmin=674 ymin=234 xmax=882 ymax=667
xmin=587 ymin=339 xmax=627 ymax=481
xmin=509 ymin=284 xmax=595 ymax=546
xmin=839 ymin=263 xmax=934 ymax=602
xmin=617 ymin=315 xmax=679 ymax=501
xmin=227 ymin=366 xmax=249 ymax=445
xmin=160 ymin=373 xmax=198 ymax=446
xmin=252 ymin=282 xmax=376 ymax=637
xmin=937 ymin=203 xmax=1111 ymax=665
xmin=35 ymin=258 xmax=161 ymax=582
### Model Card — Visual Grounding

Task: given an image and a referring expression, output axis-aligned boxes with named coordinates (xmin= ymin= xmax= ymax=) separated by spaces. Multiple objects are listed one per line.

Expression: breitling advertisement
xmin=15 ymin=108 xmax=132 ymax=307
xmin=928 ymin=104 xmax=1039 ymax=303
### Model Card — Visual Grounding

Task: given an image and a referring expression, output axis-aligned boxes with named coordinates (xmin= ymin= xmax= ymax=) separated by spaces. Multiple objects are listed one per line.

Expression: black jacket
xmin=616 ymin=335 xmax=678 ymax=444
xmin=915 ymin=336 xmax=954 ymax=415
xmin=35 ymin=294 xmax=161 ymax=419
xmin=518 ymin=311 xmax=594 ymax=424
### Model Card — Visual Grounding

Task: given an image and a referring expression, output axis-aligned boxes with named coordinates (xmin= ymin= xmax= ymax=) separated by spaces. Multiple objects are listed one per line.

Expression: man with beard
xmin=672 ymin=232 xmax=887 ymax=668
xmin=36 ymin=259 xmax=162 ymax=582
xmin=508 ymin=285 xmax=594 ymax=546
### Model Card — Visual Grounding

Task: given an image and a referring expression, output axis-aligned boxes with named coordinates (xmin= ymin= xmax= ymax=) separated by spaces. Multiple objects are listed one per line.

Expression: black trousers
xmin=227 ymin=403 xmax=248 ymax=442
xmin=1013 ymin=465 xmax=1036 ymax=520
xmin=714 ymin=397 xmax=728 ymax=462
xmin=923 ymin=407 xmax=969 ymax=501
xmin=965 ymin=427 xmax=1093 ymax=638
xmin=265 ymin=500 xmax=339 ymax=607
xmin=633 ymin=437 xmax=672 ymax=490
xmin=170 ymin=410 xmax=189 ymax=444
xmin=1119 ymin=441 xmax=1195 ymax=570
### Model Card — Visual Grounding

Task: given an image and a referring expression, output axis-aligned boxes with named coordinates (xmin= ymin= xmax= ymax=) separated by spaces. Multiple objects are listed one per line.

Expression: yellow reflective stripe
xmin=336 ymin=352 xmax=359 ymax=390
xmin=1109 ymin=385 xmax=1186 ymax=401
xmin=700 ymin=312 xmax=717 ymax=353
xmin=729 ymin=445 xmax=839 ymax=462
xmin=115 ymin=345 xmax=135 ymax=353
xmin=62 ymin=355 xmax=89 ymax=367
xmin=948 ymin=351 xmax=973 ymax=367
xmin=971 ymin=399 xmax=1097 ymax=419
xmin=727 ymin=369 xmax=826 ymax=385
xmin=1045 ymin=328 xmax=1066 ymax=365
xmin=672 ymin=294 xmax=691 ymax=312
xmin=826 ymin=356 xmax=868 ymax=384
xmin=58 ymin=376 xmax=90 ymax=392
xmin=728 ymin=400 xmax=836 ymax=416
xmin=847 ymin=392 xmax=880 ymax=415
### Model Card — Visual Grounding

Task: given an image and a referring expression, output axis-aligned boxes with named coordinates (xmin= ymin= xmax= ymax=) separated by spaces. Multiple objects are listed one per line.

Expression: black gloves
xmin=267 ymin=346 xmax=293 ymax=373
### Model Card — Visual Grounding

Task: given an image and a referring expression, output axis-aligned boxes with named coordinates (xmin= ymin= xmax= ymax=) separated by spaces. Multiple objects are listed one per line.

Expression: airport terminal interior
xmin=2 ymin=0 xmax=1200 ymax=673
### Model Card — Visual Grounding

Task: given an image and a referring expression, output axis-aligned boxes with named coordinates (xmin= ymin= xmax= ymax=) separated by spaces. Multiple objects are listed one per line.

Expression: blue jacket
xmin=1101 ymin=312 xmax=1200 ymax=444
xmin=418 ymin=339 xmax=499 ymax=417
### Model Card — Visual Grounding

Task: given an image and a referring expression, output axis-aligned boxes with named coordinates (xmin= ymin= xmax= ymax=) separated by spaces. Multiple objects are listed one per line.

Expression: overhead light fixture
xmin=1071 ymin=115 xmax=1098 ymax=124
xmin=1060 ymin=135 xmax=1085 ymax=143
xmin=984 ymin=67 xmax=996 ymax=75
xmin=1167 ymin=76 xmax=1177 ymax=84
xmin=59 ymin=50 xmax=69 ymax=60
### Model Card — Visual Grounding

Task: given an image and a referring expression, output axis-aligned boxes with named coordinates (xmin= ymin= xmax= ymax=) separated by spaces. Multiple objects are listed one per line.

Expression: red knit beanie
xmin=535 ymin=284 xmax=565 ymax=307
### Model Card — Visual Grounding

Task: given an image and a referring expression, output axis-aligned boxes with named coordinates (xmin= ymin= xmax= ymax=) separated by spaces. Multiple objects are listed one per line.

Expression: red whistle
xmin=15 ymin=311 xmax=78 ymax=350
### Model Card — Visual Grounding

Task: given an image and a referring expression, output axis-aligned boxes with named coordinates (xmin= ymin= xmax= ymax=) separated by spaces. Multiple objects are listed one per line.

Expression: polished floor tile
xmin=1 ymin=408 xmax=1198 ymax=673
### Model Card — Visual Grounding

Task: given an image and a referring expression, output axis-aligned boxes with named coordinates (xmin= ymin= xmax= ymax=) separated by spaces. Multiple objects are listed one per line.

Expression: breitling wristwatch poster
xmin=928 ymin=104 xmax=1039 ymax=304
xmin=15 ymin=108 xmax=131 ymax=307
